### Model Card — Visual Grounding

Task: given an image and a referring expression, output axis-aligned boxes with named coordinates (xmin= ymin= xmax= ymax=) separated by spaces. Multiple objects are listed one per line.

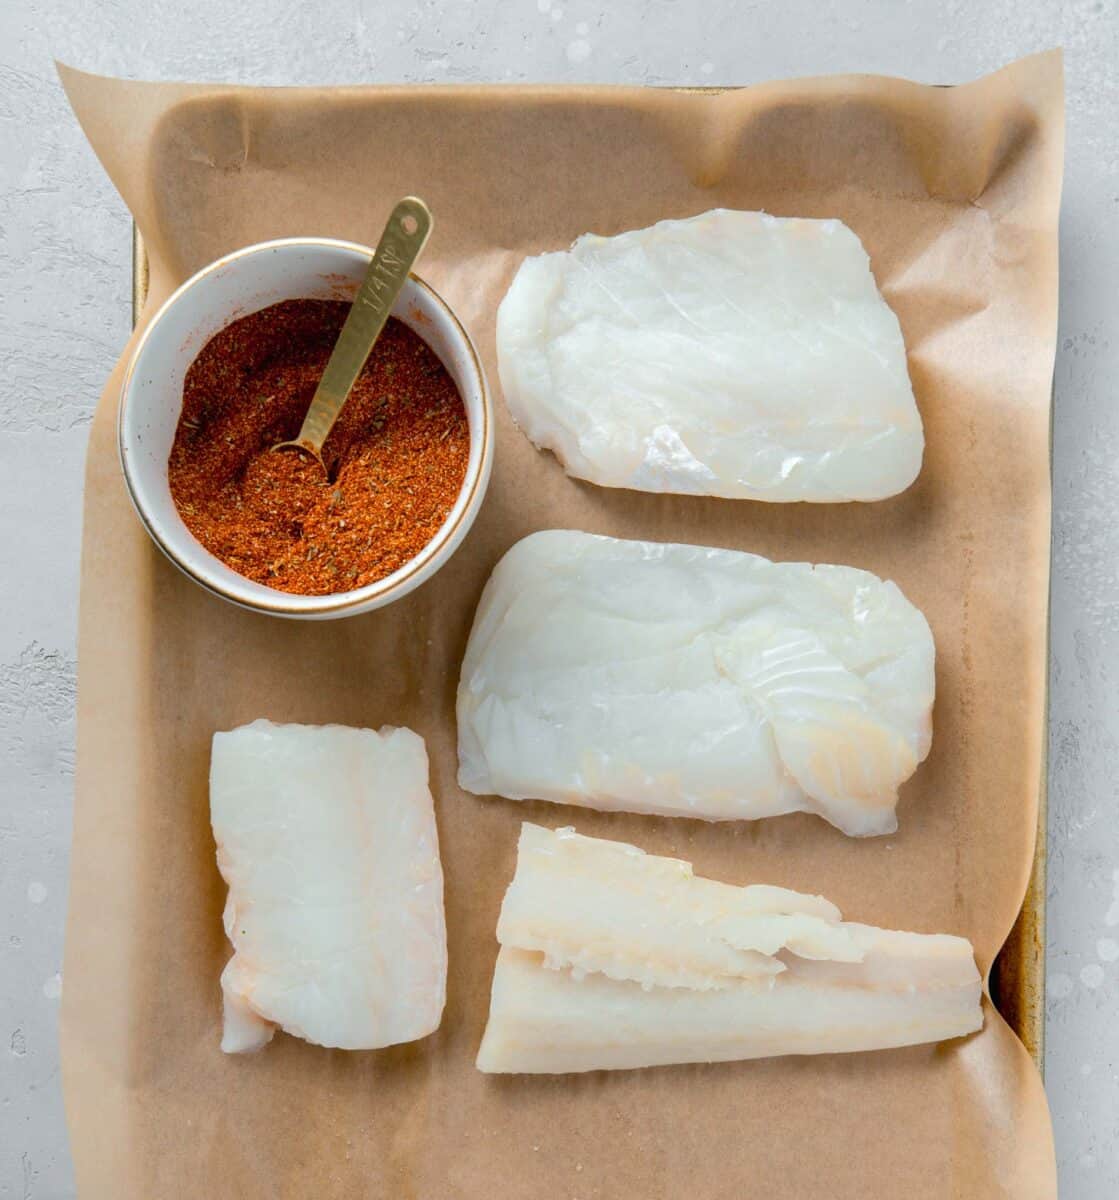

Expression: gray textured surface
xmin=0 ymin=1 xmax=1114 ymax=1196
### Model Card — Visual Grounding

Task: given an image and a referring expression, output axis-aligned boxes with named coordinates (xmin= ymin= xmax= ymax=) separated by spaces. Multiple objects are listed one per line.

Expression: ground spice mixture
xmin=167 ymin=299 xmax=470 ymax=596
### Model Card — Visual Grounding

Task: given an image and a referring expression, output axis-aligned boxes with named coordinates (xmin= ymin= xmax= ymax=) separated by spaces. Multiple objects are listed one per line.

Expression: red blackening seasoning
xmin=167 ymin=299 xmax=470 ymax=596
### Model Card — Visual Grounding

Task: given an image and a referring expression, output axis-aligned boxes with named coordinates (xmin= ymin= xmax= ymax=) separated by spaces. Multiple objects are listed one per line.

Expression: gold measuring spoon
xmin=275 ymin=196 xmax=433 ymax=471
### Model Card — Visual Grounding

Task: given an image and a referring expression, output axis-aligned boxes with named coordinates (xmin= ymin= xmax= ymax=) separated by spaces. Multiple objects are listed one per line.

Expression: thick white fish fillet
xmin=457 ymin=531 xmax=934 ymax=837
xmin=476 ymin=825 xmax=981 ymax=1074
xmin=210 ymin=720 xmax=447 ymax=1053
xmin=496 ymin=209 xmax=923 ymax=502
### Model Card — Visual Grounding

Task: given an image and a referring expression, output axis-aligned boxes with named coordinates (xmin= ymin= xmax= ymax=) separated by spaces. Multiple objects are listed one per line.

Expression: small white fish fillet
xmin=497 ymin=823 xmax=855 ymax=991
xmin=496 ymin=209 xmax=922 ymax=502
xmin=476 ymin=825 xmax=981 ymax=1074
xmin=457 ymin=531 xmax=934 ymax=837
xmin=211 ymin=720 xmax=447 ymax=1053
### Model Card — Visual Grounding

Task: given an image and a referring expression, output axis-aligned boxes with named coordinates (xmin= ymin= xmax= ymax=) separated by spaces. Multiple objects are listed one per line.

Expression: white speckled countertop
xmin=1 ymin=1 xmax=1115 ymax=1195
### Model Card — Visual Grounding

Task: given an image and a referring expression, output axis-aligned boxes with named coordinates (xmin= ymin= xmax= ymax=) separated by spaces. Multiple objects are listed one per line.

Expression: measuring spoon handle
xmin=295 ymin=197 xmax=433 ymax=456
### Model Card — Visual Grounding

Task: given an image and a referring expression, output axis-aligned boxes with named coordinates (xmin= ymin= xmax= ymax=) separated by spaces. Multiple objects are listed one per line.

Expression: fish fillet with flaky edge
xmin=457 ymin=530 xmax=934 ymax=837
xmin=210 ymin=720 xmax=447 ymax=1053
xmin=497 ymin=208 xmax=923 ymax=502
xmin=476 ymin=825 xmax=982 ymax=1074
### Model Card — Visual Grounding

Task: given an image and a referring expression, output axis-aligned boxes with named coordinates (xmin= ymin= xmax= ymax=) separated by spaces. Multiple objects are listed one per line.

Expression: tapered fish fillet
xmin=496 ymin=209 xmax=923 ymax=502
xmin=457 ymin=531 xmax=934 ymax=837
xmin=210 ymin=720 xmax=447 ymax=1053
xmin=476 ymin=825 xmax=982 ymax=1073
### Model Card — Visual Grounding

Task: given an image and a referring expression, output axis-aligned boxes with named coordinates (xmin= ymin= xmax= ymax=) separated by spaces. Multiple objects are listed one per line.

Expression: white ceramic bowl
xmin=119 ymin=238 xmax=492 ymax=619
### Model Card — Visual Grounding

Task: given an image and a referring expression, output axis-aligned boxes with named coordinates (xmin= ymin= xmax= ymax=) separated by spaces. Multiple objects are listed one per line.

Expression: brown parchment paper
xmin=59 ymin=54 xmax=1062 ymax=1200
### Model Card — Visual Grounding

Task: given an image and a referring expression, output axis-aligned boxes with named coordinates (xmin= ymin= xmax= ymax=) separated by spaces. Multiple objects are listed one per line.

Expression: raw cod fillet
xmin=476 ymin=824 xmax=982 ymax=1074
xmin=457 ymin=530 xmax=934 ymax=837
xmin=496 ymin=208 xmax=923 ymax=502
xmin=210 ymin=720 xmax=447 ymax=1053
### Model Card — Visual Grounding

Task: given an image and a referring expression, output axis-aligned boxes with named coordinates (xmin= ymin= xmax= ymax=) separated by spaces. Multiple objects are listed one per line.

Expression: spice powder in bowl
xmin=167 ymin=299 xmax=470 ymax=596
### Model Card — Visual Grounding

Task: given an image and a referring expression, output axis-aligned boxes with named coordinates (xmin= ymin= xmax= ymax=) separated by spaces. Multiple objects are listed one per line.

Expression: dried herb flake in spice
xmin=167 ymin=300 xmax=469 ymax=596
